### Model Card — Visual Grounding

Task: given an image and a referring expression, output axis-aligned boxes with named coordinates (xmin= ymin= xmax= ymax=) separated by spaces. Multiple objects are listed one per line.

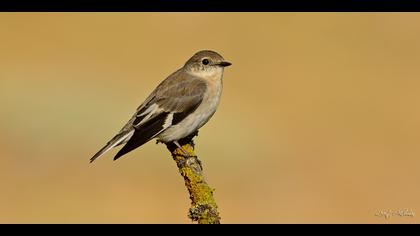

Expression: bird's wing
xmin=112 ymin=72 xmax=207 ymax=160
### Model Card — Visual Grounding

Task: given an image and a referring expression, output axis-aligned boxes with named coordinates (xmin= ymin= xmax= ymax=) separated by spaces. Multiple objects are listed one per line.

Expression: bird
xmin=90 ymin=50 xmax=231 ymax=162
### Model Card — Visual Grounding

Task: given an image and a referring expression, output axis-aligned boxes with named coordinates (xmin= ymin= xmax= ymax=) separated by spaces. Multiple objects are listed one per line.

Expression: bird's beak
xmin=217 ymin=61 xmax=232 ymax=67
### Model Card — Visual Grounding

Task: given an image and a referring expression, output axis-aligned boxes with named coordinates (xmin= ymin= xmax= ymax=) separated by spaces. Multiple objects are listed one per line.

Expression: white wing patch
xmin=135 ymin=103 xmax=164 ymax=127
xmin=163 ymin=113 xmax=174 ymax=129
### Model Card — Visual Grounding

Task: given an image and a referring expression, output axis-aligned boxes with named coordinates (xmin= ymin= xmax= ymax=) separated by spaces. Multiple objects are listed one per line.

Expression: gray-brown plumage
xmin=90 ymin=50 xmax=231 ymax=162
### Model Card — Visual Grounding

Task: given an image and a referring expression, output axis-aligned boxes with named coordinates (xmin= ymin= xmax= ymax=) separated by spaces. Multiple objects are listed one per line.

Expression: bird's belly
xmin=158 ymin=88 xmax=221 ymax=143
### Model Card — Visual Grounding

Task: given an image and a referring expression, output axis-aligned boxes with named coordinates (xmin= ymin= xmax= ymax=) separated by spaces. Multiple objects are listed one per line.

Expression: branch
xmin=164 ymin=133 xmax=221 ymax=224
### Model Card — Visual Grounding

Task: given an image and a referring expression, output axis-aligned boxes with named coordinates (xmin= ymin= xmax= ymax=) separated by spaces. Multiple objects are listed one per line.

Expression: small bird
xmin=90 ymin=50 xmax=231 ymax=162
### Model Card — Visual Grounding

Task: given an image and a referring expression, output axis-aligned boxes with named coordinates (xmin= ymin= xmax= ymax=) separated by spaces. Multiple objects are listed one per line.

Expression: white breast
xmin=158 ymin=74 xmax=223 ymax=143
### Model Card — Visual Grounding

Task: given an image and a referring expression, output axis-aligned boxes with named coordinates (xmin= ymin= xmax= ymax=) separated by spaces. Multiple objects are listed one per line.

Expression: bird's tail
xmin=90 ymin=130 xmax=134 ymax=163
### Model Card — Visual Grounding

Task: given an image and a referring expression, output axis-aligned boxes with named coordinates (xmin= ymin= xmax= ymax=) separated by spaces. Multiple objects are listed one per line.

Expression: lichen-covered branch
xmin=165 ymin=134 xmax=220 ymax=224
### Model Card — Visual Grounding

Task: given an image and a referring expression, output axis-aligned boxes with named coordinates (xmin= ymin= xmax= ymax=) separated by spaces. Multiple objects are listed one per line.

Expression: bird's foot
xmin=178 ymin=146 xmax=197 ymax=159
xmin=173 ymin=140 xmax=202 ymax=171
xmin=173 ymin=141 xmax=192 ymax=156
xmin=177 ymin=153 xmax=202 ymax=173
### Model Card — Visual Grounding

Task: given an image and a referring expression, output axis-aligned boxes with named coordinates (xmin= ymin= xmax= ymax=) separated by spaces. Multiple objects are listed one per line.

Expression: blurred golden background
xmin=0 ymin=13 xmax=419 ymax=223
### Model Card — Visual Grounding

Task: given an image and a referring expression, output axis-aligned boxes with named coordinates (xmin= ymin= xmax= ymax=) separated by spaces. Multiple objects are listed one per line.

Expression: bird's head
xmin=184 ymin=50 xmax=231 ymax=77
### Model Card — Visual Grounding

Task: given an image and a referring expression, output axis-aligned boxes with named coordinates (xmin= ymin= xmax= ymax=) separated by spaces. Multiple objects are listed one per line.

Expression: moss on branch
xmin=165 ymin=133 xmax=220 ymax=224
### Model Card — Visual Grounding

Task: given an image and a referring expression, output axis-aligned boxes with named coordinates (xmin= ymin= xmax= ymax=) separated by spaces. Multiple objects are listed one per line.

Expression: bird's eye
xmin=202 ymin=59 xmax=210 ymax=65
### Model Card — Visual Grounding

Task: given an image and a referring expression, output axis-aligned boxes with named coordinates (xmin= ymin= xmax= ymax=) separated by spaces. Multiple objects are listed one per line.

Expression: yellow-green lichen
xmin=170 ymin=143 xmax=220 ymax=224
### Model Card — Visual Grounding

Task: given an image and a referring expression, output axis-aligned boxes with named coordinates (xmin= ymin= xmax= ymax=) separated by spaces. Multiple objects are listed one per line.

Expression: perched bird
xmin=90 ymin=50 xmax=231 ymax=162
